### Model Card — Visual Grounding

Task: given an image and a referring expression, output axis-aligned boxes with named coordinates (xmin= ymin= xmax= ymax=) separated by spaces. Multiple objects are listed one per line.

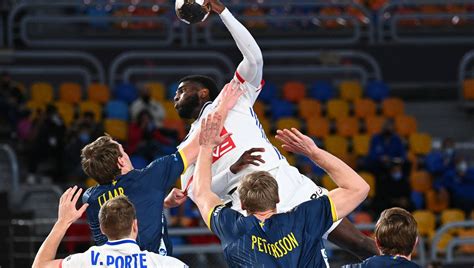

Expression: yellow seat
xmin=459 ymin=229 xmax=474 ymax=254
xmin=324 ymin=135 xmax=348 ymax=157
xmin=321 ymin=174 xmax=337 ymax=191
xmin=259 ymin=117 xmax=272 ymax=134
xmin=365 ymin=116 xmax=385 ymax=135
xmin=412 ymin=210 xmax=436 ymax=239
xmin=282 ymin=81 xmax=306 ymax=103
xmin=336 ymin=116 xmax=359 ymax=137
xmin=339 ymin=80 xmax=362 ymax=101
xmin=354 ymin=98 xmax=376 ymax=119
xmin=88 ymin=83 xmax=110 ymax=104
xmin=162 ymin=100 xmax=180 ymax=120
xmin=254 ymin=101 xmax=266 ymax=119
xmin=30 ymin=82 xmax=54 ymax=104
xmin=382 ymin=97 xmax=404 ymax=118
xmin=395 ymin=115 xmax=417 ymax=137
xmin=436 ymin=233 xmax=454 ymax=252
xmin=359 ymin=171 xmax=376 ymax=198
xmin=163 ymin=119 xmax=186 ymax=140
xmin=276 ymin=117 xmax=301 ymax=131
xmin=144 ymin=82 xmax=166 ymax=101
xmin=307 ymin=117 xmax=330 ymax=139
xmin=409 ymin=170 xmax=432 ymax=193
xmin=26 ymin=100 xmax=46 ymax=119
xmin=353 ymin=134 xmax=371 ymax=156
xmin=59 ymin=82 xmax=82 ymax=104
xmin=463 ymin=79 xmax=474 ymax=100
xmin=441 ymin=209 xmax=466 ymax=226
xmin=409 ymin=133 xmax=432 ymax=155
xmin=54 ymin=101 xmax=75 ymax=126
xmin=327 ymin=99 xmax=349 ymax=119
xmin=79 ymin=101 xmax=102 ymax=122
xmin=298 ymin=99 xmax=321 ymax=120
xmin=104 ymin=119 xmax=128 ymax=141
xmin=426 ymin=189 xmax=449 ymax=213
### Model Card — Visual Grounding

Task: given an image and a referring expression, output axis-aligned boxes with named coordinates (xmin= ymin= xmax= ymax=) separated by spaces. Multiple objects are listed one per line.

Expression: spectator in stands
xmin=435 ymin=156 xmax=474 ymax=212
xmin=344 ymin=207 xmax=420 ymax=268
xmin=374 ymin=162 xmax=413 ymax=214
xmin=0 ymin=72 xmax=25 ymax=134
xmin=32 ymin=187 xmax=187 ymax=268
xmin=27 ymin=104 xmax=66 ymax=183
xmin=441 ymin=138 xmax=456 ymax=171
xmin=130 ymin=86 xmax=166 ymax=128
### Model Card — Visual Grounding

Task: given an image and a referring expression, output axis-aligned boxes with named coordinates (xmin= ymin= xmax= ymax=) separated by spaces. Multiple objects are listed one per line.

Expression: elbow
xmin=359 ymin=181 xmax=370 ymax=200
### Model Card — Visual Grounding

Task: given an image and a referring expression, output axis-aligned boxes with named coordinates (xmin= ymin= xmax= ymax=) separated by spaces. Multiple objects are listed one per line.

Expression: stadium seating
xmin=144 ymin=82 xmax=166 ymax=101
xmin=409 ymin=170 xmax=432 ymax=193
xmin=309 ymin=81 xmax=335 ymax=101
xmin=282 ymin=81 xmax=306 ymax=102
xmin=395 ymin=115 xmax=417 ymax=137
xmin=339 ymin=80 xmax=363 ymax=101
xmin=409 ymin=133 xmax=433 ymax=155
xmin=276 ymin=117 xmax=302 ymax=131
xmin=321 ymin=174 xmax=337 ymax=191
xmin=463 ymin=79 xmax=474 ymax=100
xmin=359 ymin=171 xmax=376 ymax=198
xmin=298 ymin=99 xmax=322 ymax=120
xmin=382 ymin=97 xmax=405 ymax=118
xmin=258 ymin=82 xmax=277 ymax=104
xmin=105 ymin=100 xmax=129 ymax=121
xmin=88 ymin=83 xmax=110 ymax=104
xmin=324 ymin=135 xmax=348 ymax=157
xmin=253 ymin=101 xmax=266 ymax=119
xmin=441 ymin=209 xmax=466 ymax=228
xmin=54 ymin=101 xmax=75 ymax=126
xmin=459 ymin=229 xmax=474 ymax=254
xmin=366 ymin=80 xmax=389 ymax=101
xmin=364 ymin=115 xmax=385 ymax=135
xmin=306 ymin=117 xmax=330 ymax=138
xmin=114 ymin=83 xmax=138 ymax=104
xmin=167 ymin=82 xmax=179 ymax=100
xmin=326 ymin=99 xmax=349 ymax=119
xmin=336 ymin=116 xmax=359 ymax=137
xmin=59 ymin=82 xmax=82 ymax=104
xmin=104 ymin=119 xmax=128 ymax=141
xmin=270 ymin=99 xmax=295 ymax=120
xmin=412 ymin=210 xmax=436 ymax=238
xmin=162 ymin=119 xmax=186 ymax=140
xmin=354 ymin=98 xmax=376 ymax=118
xmin=79 ymin=101 xmax=102 ymax=122
xmin=426 ymin=189 xmax=450 ymax=213
xmin=31 ymin=82 xmax=54 ymax=104
xmin=26 ymin=100 xmax=46 ymax=119
xmin=352 ymin=134 xmax=370 ymax=156
xmin=162 ymin=100 xmax=181 ymax=120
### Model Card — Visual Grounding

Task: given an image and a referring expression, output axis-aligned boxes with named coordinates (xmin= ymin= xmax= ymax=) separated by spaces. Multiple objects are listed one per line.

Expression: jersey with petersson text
xmin=177 ymin=73 xmax=287 ymax=200
xmin=343 ymin=255 xmax=421 ymax=268
xmin=61 ymin=239 xmax=188 ymax=268
xmin=83 ymin=152 xmax=186 ymax=256
xmin=209 ymin=195 xmax=337 ymax=268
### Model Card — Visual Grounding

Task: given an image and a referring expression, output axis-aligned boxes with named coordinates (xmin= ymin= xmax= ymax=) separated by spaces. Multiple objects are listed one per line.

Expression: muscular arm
xmin=212 ymin=2 xmax=263 ymax=87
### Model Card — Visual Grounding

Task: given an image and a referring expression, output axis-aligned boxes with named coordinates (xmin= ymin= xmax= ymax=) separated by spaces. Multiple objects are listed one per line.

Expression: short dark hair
xmin=178 ymin=75 xmax=219 ymax=101
xmin=99 ymin=196 xmax=136 ymax=240
xmin=238 ymin=171 xmax=279 ymax=214
xmin=81 ymin=135 xmax=122 ymax=184
xmin=375 ymin=207 xmax=418 ymax=257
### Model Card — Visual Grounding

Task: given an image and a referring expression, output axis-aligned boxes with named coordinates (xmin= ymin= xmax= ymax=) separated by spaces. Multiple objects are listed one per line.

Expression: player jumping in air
xmin=172 ymin=0 xmax=378 ymax=260
xmin=191 ymin=112 xmax=369 ymax=267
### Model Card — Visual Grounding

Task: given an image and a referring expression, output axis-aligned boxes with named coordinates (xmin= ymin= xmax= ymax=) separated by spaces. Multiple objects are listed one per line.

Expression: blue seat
xmin=114 ymin=83 xmax=138 ymax=104
xmin=270 ymin=99 xmax=294 ymax=120
xmin=411 ymin=191 xmax=425 ymax=210
xmin=167 ymin=82 xmax=179 ymax=100
xmin=130 ymin=155 xmax=149 ymax=169
xmin=424 ymin=152 xmax=444 ymax=174
xmin=258 ymin=81 xmax=277 ymax=104
xmin=105 ymin=100 xmax=129 ymax=120
xmin=366 ymin=80 xmax=389 ymax=101
xmin=309 ymin=81 xmax=335 ymax=102
xmin=86 ymin=7 xmax=110 ymax=29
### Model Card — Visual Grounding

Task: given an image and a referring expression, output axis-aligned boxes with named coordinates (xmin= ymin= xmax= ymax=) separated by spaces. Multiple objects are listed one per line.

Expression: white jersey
xmin=178 ymin=73 xmax=286 ymax=199
xmin=61 ymin=239 xmax=187 ymax=268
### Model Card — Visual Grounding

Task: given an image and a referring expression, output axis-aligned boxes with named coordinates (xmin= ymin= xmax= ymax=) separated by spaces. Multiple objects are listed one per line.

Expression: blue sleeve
xmin=210 ymin=205 xmax=243 ymax=248
xmin=82 ymin=188 xmax=107 ymax=246
xmin=145 ymin=151 xmax=186 ymax=190
xmin=291 ymin=195 xmax=336 ymax=238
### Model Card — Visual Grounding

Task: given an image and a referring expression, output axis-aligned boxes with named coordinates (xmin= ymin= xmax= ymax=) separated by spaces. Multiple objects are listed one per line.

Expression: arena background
xmin=0 ymin=0 xmax=474 ymax=267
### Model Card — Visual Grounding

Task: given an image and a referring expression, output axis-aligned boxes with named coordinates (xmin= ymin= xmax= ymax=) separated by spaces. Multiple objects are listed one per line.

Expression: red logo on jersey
xmin=212 ymin=127 xmax=236 ymax=162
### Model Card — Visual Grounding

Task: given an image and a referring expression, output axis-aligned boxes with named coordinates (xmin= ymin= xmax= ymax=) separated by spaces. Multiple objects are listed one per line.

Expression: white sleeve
xmin=61 ymin=253 xmax=87 ymax=268
xmin=219 ymin=8 xmax=263 ymax=88
xmin=153 ymin=255 xmax=188 ymax=268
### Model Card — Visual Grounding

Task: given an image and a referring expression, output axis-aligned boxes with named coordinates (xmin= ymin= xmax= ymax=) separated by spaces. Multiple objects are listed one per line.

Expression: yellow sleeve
xmin=206 ymin=204 xmax=224 ymax=231
xmin=178 ymin=150 xmax=188 ymax=173
xmin=326 ymin=196 xmax=338 ymax=222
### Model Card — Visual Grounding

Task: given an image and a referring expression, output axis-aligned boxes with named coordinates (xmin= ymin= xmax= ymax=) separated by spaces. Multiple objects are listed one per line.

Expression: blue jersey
xmin=210 ymin=195 xmax=337 ymax=267
xmin=344 ymin=255 xmax=420 ymax=268
xmin=83 ymin=151 xmax=186 ymax=256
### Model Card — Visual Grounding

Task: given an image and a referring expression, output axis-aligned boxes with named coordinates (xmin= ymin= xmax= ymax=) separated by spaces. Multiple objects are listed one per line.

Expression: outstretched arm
xmin=193 ymin=112 xmax=230 ymax=227
xmin=32 ymin=186 xmax=89 ymax=268
xmin=208 ymin=0 xmax=263 ymax=87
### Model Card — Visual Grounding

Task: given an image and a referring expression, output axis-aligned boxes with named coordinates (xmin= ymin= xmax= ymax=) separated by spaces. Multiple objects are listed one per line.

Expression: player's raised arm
xmin=193 ymin=112 xmax=230 ymax=227
xmin=207 ymin=0 xmax=263 ymax=87
xmin=276 ymin=129 xmax=369 ymax=220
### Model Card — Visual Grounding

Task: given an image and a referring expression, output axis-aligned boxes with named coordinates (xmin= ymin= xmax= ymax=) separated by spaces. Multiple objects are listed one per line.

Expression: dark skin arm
xmin=328 ymin=216 xmax=379 ymax=260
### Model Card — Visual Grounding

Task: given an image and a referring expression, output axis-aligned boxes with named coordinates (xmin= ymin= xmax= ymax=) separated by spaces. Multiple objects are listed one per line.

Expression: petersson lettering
xmin=251 ymin=232 xmax=299 ymax=258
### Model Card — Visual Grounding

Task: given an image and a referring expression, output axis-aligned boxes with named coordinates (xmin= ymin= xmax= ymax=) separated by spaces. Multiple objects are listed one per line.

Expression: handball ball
xmin=175 ymin=0 xmax=211 ymax=24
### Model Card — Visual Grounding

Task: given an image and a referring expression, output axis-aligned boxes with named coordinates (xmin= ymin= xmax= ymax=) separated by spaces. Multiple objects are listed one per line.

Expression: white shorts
xmin=225 ymin=162 xmax=342 ymax=239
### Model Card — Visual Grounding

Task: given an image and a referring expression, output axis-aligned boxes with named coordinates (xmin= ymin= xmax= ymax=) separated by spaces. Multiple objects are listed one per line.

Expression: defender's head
xmin=375 ymin=207 xmax=418 ymax=258
xmin=174 ymin=75 xmax=219 ymax=119
xmin=238 ymin=171 xmax=280 ymax=215
xmin=99 ymin=196 xmax=138 ymax=240
xmin=81 ymin=135 xmax=133 ymax=184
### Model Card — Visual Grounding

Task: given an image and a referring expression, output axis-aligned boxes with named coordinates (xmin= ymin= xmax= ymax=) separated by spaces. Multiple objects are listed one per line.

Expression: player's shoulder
xmin=143 ymin=250 xmax=188 ymax=267
xmin=83 ymin=185 xmax=100 ymax=203
xmin=358 ymin=255 xmax=420 ymax=268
